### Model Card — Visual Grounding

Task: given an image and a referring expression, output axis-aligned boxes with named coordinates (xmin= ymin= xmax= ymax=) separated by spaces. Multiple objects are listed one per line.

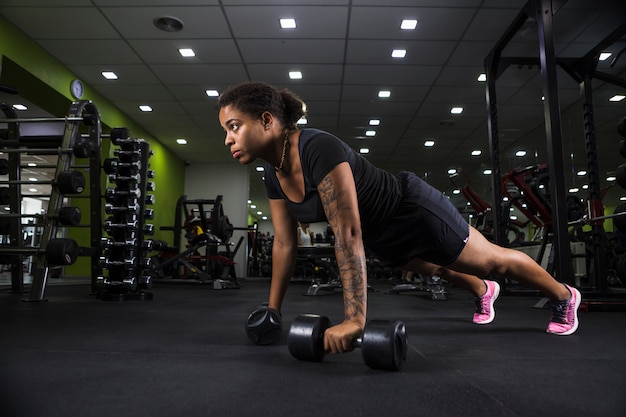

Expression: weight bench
xmin=388 ymin=274 xmax=448 ymax=301
xmin=296 ymin=245 xmax=342 ymax=296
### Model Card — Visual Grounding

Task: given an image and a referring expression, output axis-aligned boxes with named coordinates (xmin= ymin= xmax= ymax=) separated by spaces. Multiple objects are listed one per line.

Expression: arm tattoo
xmin=318 ymin=175 xmax=367 ymax=323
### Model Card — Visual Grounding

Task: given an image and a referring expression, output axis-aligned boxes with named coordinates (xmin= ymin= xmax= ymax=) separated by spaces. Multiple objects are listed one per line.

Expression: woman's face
xmin=219 ymin=105 xmax=268 ymax=165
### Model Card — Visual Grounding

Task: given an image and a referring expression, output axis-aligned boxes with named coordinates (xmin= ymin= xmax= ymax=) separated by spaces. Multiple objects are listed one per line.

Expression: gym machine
xmin=153 ymin=195 xmax=241 ymax=289
xmin=0 ymin=99 xmax=103 ymax=301
xmin=485 ymin=0 xmax=626 ymax=302
xmin=97 ymin=128 xmax=156 ymax=301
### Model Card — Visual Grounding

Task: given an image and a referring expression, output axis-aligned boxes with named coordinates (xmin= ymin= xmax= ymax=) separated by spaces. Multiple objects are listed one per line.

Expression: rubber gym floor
xmin=1 ymin=278 xmax=625 ymax=417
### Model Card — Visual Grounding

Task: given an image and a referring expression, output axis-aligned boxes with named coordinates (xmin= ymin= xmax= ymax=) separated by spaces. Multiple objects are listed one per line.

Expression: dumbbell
xmin=287 ymin=314 xmax=407 ymax=371
xmin=245 ymin=304 xmax=283 ymax=345
xmin=46 ymin=238 xmax=80 ymax=265
xmin=56 ymin=170 xmax=85 ymax=194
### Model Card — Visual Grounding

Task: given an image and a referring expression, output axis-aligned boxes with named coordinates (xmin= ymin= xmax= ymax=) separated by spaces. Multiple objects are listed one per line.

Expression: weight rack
xmin=0 ymin=100 xmax=103 ymax=301
xmin=98 ymin=128 xmax=156 ymax=301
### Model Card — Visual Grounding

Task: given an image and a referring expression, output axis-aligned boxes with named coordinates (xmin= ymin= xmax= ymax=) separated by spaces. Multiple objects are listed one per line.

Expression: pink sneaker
xmin=473 ymin=280 xmax=500 ymax=324
xmin=546 ymin=284 xmax=581 ymax=336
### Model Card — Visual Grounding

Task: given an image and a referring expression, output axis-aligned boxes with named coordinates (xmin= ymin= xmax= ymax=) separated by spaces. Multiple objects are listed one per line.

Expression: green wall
xmin=0 ymin=16 xmax=186 ymax=276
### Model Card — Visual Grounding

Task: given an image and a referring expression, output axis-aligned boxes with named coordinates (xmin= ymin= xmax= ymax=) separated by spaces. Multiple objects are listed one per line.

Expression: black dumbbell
xmin=46 ymin=238 xmax=79 ymax=265
xmin=245 ymin=304 xmax=283 ymax=345
xmin=56 ymin=170 xmax=85 ymax=194
xmin=287 ymin=314 xmax=407 ymax=371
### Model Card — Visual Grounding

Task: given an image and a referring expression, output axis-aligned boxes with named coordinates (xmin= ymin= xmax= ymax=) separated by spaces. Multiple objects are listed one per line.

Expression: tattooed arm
xmin=318 ymin=162 xmax=368 ymax=353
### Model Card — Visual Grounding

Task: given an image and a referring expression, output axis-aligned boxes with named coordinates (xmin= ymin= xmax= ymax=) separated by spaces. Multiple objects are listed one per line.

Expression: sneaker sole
xmin=547 ymin=286 xmax=581 ymax=336
xmin=474 ymin=281 xmax=500 ymax=325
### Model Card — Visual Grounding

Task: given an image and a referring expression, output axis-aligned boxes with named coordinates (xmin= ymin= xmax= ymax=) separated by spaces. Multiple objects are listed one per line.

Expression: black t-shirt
xmin=264 ymin=128 xmax=402 ymax=238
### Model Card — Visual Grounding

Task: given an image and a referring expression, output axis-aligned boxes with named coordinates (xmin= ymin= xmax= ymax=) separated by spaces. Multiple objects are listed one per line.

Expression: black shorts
xmin=364 ymin=171 xmax=470 ymax=267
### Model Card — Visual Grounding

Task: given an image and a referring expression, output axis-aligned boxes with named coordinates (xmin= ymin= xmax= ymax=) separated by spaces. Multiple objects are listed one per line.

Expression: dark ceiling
xmin=1 ymin=0 xmax=625 ymax=223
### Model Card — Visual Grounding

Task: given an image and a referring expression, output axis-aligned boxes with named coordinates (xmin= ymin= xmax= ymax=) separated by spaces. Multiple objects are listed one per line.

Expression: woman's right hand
xmin=323 ymin=320 xmax=363 ymax=353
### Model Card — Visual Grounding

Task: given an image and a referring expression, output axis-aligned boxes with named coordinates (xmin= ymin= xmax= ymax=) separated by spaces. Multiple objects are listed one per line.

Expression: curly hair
xmin=218 ymin=82 xmax=306 ymax=130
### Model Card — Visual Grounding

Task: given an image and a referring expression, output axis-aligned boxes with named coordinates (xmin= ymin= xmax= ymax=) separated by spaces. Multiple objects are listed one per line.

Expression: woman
xmin=296 ymin=222 xmax=313 ymax=246
xmin=218 ymin=82 xmax=581 ymax=353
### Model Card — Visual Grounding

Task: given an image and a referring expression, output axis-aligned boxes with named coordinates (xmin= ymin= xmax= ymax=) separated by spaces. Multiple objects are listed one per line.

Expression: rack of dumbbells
xmin=0 ymin=100 xmax=102 ymax=301
xmin=98 ymin=128 xmax=155 ymax=301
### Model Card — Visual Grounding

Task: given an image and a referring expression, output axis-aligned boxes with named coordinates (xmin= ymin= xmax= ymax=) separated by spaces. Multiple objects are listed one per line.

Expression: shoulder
xmin=300 ymin=128 xmax=347 ymax=153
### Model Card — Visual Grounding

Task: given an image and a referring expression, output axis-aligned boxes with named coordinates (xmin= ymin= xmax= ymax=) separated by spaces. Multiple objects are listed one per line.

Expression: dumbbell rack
xmin=0 ymin=100 xmax=104 ymax=301
xmin=98 ymin=128 xmax=155 ymax=301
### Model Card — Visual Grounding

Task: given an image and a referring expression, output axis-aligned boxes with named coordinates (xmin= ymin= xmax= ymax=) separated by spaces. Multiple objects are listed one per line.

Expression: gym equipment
xmin=295 ymin=245 xmax=342 ymax=295
xmin=57 ymin=206 xmax=81 ymax=226
xmin=0 ymin=99 xmax=104 ymax=300
xmin=287 ymin=314 xmax=407 ymax=371
xmin=389 ymin=274 xmax=448 ymax=301
xmin=0 ymin=237 xmax=80 ymax=266
xmin=245 ymin=305 xmax=283 ymax=345
xmin=45 ymin=238 xmax=80 ymax=265
xmin=486 ymin=4 xmax=626 ymax=296
xmin=97 ymin=133 xmax=155 ymax=301
xmin=153 ymin=195 xmax=240 ymax=288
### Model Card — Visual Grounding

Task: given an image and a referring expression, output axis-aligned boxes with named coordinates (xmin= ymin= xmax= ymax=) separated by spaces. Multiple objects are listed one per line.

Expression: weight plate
xmin=245 ymin=306 xmax=283 ymax=345
xmin=287 ymin=314 xmax=331 ymax=362
xmin=361 ymin=320 xmax=407 ymax=371
xmin=46 ymin=238 xmax=79 ymax=265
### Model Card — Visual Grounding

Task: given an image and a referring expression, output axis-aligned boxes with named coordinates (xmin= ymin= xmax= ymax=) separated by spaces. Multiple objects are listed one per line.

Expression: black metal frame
xmin=0 ymin=100 xmax=103 ymax=300
xmin=485 ymin=0 xmax=626 ymax=292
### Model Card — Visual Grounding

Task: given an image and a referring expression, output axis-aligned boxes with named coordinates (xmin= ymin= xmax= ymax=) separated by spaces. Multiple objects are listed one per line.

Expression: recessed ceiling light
xmin=577 ymin=170 xmax=587 ymax=176
xmin=359 ymin=148 xmax=370 ymax=154
xmin=448 ymin=168 xmax=457 ymax=175
xmin=28 ymin=177 xmax=38 ymax=182
xmin=515 ymin=150 xmax=527 ymax=157
xmin=176 ymin=138 xmax=187 ymax=145
xmin=569 ymin=187 xmax=579 ymax=193
xmin=477 ymin=73 xmax=487 ymax=82
xmin=609 ymin=95 xmax=625 ymax=102
xmin=450 ymin=107 xmax=463 ymax=114
xmin=139 ymin=105 xmax=152 ymax=112
xmin=424 ymin=140 xmax=435 ymax=147
xmin=378 ymin=90 xmax=391 ymax=98
xmin=400 ymin=19 xmax=418 ymax=30
xmin=29 ymin=188 xmax=37 ymax=192
xmin=289 ymin=71 xmax=302 ymax=79
xmin=206 ymin=89 xmax=219 ymax=97
xmin=365 ymin=130 xmax=376 ymax=137
xmin=607 ymin=176 xmax=617 ymax=181
xmin=178 ymin=48 xmax=195 ymax=57
xmin=599 ymin=52 xmax=612 ymax=61
xmin=256 ymin=211 xmax=262 ymax=215
xmin=391 ymin=49 xmax=406 ymax=58
xmin=27 ymin=163 xmax=37 ymax=167
xmin=250 ymin=204 xmax=257 ymax=209
xmin=256 ymin=166 xmax=264 ymax=172
xmin=483 ymin=169 xmax=493 ymax=175
xmin=471 ymin=150 xmax=482 ymax=156
xmin=369 ymin=119 xmax=380 ymax=126
xmin=12 ymin=104 xmax=27 ymax=111
xmin=102 ymin=71 xmax=118 ymax=80
xmin=453 ymin=189 xmax=461 ymax=195
xmin=280 ymin=18 xmax=296 ymax=29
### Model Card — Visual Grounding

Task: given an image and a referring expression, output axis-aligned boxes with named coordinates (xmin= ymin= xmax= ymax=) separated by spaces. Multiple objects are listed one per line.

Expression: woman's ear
xmin=261 ymin=111 xmax=274 ymax=130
